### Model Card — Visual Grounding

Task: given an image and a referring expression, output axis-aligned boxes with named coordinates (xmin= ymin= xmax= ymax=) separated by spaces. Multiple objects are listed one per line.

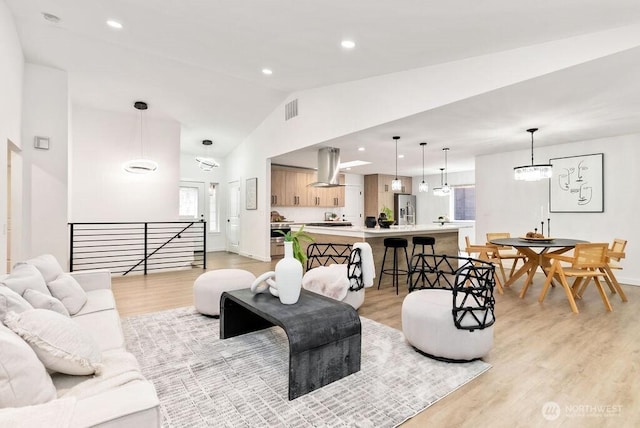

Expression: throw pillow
xmin=22 ymin=254 xmax=65 ymax=283
xmin=0 ymin=323 xmax=57 ymax=407
xmin=0 ymin=263 xmax=50 ymax=297
xmin=47 ymin=274 xmax=88 ymax=315
xmin=4 ymin=309 xmax=102 ymax=376
xmin=0 ymin=286 xmax=33 ymax=321
xmin=22 ymin=289 xmax=70 ymax=317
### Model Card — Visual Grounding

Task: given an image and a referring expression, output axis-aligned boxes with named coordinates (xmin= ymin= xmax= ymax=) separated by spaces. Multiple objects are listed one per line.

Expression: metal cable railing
xmin=69 ymin=221 xmax=206 ymax=275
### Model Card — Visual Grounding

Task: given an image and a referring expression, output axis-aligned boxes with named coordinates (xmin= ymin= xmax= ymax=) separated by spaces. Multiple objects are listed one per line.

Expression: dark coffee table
xmin=220 ymin=288 xmax=361 ymax=400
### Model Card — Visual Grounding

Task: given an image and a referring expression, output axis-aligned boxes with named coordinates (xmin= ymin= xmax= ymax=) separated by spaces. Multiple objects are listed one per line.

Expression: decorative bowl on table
xmin=379 ymin=219 xmax=395 ymax=228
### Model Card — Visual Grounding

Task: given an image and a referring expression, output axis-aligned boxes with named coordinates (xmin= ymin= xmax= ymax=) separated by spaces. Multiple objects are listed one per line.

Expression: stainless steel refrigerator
xmin=394 ymin=194 xmax=417 ymax=225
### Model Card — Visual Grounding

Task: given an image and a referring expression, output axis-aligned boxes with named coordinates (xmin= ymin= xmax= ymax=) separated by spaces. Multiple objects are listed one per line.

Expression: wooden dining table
xmin=488 ymin=237 xmax=588 ymax=298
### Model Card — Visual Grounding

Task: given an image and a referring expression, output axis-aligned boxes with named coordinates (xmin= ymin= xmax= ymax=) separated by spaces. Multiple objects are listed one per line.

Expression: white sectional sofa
xmin=0 ymin=257 xmax=160 ymax=427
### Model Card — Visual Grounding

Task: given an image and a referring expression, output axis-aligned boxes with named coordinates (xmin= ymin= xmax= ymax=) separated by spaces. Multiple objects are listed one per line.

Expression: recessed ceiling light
xmin=42 ymin=12 xmax=61 ymax=24
xmin=341 ymin=40 xmax=356 ymax=49
xmin=106 ymin=20 xmax=123 ymax=29
xmin=262 ymin=68 xmax=273 ymax=75
xmin=339 ymin=160 xmax=371 ymax=168
xmin=358 ymin=147 xmax=365 ymax=152
xmin=398 ymin=155 xmax=404 ymax=159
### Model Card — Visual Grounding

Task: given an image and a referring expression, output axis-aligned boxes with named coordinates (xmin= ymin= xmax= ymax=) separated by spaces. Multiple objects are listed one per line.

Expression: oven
xmin=270 ymin=222 xmax=292 ymax=257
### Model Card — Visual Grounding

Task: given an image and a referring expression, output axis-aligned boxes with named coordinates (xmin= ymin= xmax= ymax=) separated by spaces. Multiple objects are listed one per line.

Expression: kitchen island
xmin=291 ymin=223 xmax=470 ymax=271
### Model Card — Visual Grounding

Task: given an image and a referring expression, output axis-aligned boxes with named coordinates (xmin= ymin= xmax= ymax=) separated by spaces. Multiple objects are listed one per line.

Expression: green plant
xmin=381 ymin=205 xmax=394 ymax=221
xmin=276 ymin=225 xmax=315 ymax=264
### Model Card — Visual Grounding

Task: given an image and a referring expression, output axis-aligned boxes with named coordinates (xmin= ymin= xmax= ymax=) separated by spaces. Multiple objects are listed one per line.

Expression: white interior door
xmin=226 ymin=181 xmax=240 ymax=253
xmin=178 ymin=181 xmax=206 ymax=221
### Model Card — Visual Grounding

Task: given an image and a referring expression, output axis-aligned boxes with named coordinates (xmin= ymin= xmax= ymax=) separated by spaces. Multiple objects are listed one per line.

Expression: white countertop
xmin=293 ymin=223 xmax=470 ymax=238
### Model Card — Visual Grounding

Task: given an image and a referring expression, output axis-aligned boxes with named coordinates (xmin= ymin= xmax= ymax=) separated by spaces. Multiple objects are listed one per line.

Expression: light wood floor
xmin=112 ymin=251 xmax=640 ymax=427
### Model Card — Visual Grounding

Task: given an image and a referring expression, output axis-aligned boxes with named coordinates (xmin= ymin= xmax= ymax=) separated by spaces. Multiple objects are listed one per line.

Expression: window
xmin=178 ymin=187 xmax=199 ymax=219
xmin=209 ymin=183 xmax=219 ymax=232
xmin=453 ymin=186 xmax=475 ymax=221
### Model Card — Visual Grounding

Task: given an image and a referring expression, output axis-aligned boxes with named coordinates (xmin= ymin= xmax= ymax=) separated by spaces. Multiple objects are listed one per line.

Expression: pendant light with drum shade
xmin=123 ymin=101 xmax=158 ymax=174
xmin=513 ymin=128 xmax=552 ymax=181
xmin=418 ymin=142 xmax=429 ymax=193
xmin=196 ymin=139 xmax=220 ymax=171
xmin=433 ymin=148 xmax=450 ymax=196
xmin=391 ymin=136 xmax=402 ymax=191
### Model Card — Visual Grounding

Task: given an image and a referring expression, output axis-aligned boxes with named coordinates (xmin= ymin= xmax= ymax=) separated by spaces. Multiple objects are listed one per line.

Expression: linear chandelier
xmin=196 ymin=139 xmax=220 ymax=171
xmin=418 ymin=142 xmax=428 ymax=192
xmin=513 ymin=128 xmax=552 ymax=181
xmin=123 ymin=101 xmax=158 ymax=174
xmin=391 ymin=136 xmax=402 ymax=191
xmin=433 ymin=148 xmax=450 ymax=196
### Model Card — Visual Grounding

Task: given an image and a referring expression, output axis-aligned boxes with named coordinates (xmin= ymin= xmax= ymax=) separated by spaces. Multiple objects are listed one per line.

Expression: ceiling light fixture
xmin=106 ymin=20 xmax=123 ymax=29
xmin=513 ymin=128 xmax=552 ymax=181
xmin=341 ymin=40 xmax=356 ymax=49
xmin=196 ymin=140 xmax=220 ymax=171
xmin=123 ymin=101 xmax=158 ymax=174
xmin=391 ymin=136 xmax=402 ymax=191
xmin=262 ymin=68 xmax=273 ymax=75
xmin=358 ymin=147 xmax=365 ymax=152
xmin=433 ymin=148 xmax=450 ymax=196
xmin=42 ymin=12 xmax=61 ymax=23
xmin=419 ymin=142 xmax=428 ymax=193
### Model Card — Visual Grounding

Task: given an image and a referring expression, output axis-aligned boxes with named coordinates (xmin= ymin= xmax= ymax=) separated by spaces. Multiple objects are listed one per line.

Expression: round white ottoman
xmin=193 ymin=269 xmax=256 ymax=316
xmin=401 ymin=289 xmax=494 ymax=362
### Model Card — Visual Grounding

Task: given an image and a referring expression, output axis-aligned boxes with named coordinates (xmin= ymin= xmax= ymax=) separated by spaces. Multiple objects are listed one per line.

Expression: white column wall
xmin=21 ymin=64 xmax=69 ymax=263
xmin=0 ymin=1 xmax=24 ymax=273
xmin=70 ymin=105 xmax=181 ymax=222
xmin=476 ymin=134 xmax=640 ymax=285
xmin=179 ymin=153 xmax=227 ymax=251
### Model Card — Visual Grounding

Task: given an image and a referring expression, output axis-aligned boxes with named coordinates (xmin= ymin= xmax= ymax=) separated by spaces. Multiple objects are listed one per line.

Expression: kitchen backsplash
xmin=275 ymin=206 xmax=345 ymax=223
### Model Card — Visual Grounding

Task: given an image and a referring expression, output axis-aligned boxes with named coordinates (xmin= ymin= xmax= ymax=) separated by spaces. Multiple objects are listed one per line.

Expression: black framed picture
xmin=549 ymin=153 xmax=604 ymax=213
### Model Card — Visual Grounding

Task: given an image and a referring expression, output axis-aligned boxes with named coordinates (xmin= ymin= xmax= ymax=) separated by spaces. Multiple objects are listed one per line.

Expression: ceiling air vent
xmin=285 ymin=99 xmax=298 ymax=121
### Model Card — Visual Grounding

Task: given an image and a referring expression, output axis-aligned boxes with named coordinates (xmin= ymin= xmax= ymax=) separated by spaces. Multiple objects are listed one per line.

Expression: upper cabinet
xmin=271 ymin=166 xmax=344 ymax=207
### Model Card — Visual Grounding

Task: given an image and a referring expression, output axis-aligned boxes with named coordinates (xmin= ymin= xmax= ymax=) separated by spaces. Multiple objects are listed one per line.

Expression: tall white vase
xmin=275 ymin=241 xmax=303 ymax=304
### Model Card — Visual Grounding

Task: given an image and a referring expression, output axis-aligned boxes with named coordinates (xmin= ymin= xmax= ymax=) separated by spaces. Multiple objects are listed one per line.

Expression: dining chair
xmin=540 ymin=243 xmax=612 ymax=314
xmin=464 ymin=236 xmax=504 ymax=294
xmin=486 ymin=232 xmax=528 ymax=284
xmin=576 ymin=238 xmax=628 ymax=301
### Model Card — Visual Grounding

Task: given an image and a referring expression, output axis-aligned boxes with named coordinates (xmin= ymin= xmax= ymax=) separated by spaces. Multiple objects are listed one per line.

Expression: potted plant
xmin=378 ymin=205 xmax=395 ymax=228
xmin=276 ymin=225 xmax=315 ymax=264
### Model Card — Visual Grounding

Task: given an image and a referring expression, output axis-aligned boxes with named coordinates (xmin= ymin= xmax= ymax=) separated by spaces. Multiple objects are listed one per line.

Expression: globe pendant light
xmin=418 ymin=142 xmax=429 ymax=192
xmin=391 ymin=136 xmax=402 ymax=191
xmin=433 ymin=148 xmax=450 ymax=196
xmin=514 ymin=128 xmax=552 ymax=181
xmin=123 ymin=101 xmax=158 ymax=174
xmin=196 ymin=139 xmax=220 ymax=171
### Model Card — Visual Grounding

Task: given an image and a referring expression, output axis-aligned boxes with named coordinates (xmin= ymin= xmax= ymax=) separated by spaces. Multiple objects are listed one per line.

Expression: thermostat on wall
xmin=34 ymin=136 xmax=50 ymax=150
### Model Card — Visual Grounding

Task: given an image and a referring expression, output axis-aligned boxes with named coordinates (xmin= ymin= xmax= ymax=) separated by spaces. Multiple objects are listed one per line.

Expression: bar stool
xmin=409 ymin=236 xmax=436 ymax=291
xmin=378 ymin=237 xmax=410 ymax=295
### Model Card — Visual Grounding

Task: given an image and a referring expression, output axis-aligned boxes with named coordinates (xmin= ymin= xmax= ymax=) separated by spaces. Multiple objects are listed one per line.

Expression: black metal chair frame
xmin=409 ymin=254 xmax=496 ymax=331
xmin=306 ymin=243 xmax=364 ymax=292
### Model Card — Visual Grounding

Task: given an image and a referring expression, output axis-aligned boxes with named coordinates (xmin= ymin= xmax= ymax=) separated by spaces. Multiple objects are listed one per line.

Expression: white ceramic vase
xmin=275 ymin=241 xmax=303 ymax=304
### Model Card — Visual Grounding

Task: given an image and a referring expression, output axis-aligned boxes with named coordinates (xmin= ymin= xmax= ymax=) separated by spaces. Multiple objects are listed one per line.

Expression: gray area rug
xmin=122 ymin=307 xmax=490 ymax=427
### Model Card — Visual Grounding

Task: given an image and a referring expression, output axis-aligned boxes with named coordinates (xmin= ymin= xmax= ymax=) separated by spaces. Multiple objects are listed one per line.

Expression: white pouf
xmin=193 ymin=269 xmax=256 ymax=316
xmin=401 ymin=289 xmax=494 ymax=362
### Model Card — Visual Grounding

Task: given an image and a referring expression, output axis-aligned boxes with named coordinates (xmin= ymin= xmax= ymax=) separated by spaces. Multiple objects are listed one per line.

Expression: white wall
xmin=476 ymin=134 xmax=640 ymax=285
xmin=20 ymin=64 xmax=69 ymax=263
xmin=179 ymin=152 xmax=227 ymax=251
xmin=70 ymin=106 xmax=181 ymax=222
xmin=0 ymin=1 xmax=24 ymax=273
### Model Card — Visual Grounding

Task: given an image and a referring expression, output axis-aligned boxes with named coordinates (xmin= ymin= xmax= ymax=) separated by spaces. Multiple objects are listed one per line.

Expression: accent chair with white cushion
xmin=194 ymin=269 xmax=257 ymax=316
xmin=402 ymin=255 xmax=496 ymax=362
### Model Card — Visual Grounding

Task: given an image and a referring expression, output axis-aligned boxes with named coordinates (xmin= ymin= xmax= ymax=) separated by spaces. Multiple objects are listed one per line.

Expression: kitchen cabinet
xmin=271 ymin=166 xmax=345 ymax=207
xmin=364 ymin=174 xmax=412 ymax=217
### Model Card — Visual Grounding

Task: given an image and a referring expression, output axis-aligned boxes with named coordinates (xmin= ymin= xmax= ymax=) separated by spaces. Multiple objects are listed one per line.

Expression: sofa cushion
xmin=0 ymin=323 xmax=57 ymax=407
xmin=23 ymin=254 xmax=65 ymax=283
xmin=0 ymin=286 xmax=33 ymax=321
xmin=47 ymin=274 xmax=88 ymax=315
xmin=72 ymin=309 xmax=125 ymax=352
xmin=0 ymin=264 xmax=50 ymax=297
xmin=74 ymin=289 xmax=116 ymax=316
xmin=4 ymin=309 xmax=102 ymax=375
xmin=22 ymin=289 xmax=70 ymax=317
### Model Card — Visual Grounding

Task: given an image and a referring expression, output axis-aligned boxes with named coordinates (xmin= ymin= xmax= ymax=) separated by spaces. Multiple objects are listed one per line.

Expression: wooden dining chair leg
xmin=592 ymin=277 xmax=613 ymax=311
xmin=538 ymin=263 xmax=557 ymax=303
xmin=520 ymin=266 xmax=538 ymax=298
xmin=571 ymin=277 xmax=585 ymax=300
xmin=601 ymin=273 xmax=618 ymax=294
xmin=494 ymin=269 xmax=504 ymax=295
xmin=509 ymin=259 xmax=518 ymax=279
xmin=602 ymin=266 xmax=628 ymax=302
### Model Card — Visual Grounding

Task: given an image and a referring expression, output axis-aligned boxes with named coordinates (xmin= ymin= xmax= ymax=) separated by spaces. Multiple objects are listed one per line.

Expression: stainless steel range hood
xmin=309 ymin=147 xmax=343 ymax=187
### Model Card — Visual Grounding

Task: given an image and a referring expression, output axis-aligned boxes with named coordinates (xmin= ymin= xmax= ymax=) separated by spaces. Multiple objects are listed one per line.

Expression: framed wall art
xmin=246 ymin=177 xmax=257 ymax=210
xmin=549 ymin=153 xmax=603 ymax=213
